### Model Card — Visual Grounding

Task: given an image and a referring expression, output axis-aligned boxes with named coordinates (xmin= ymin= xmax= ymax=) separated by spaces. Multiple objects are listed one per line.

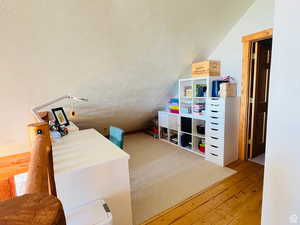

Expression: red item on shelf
xmin=152 ymin=127 xmax=158 ymax=134
xmin=199 ymin=144 xmax=205 ymax=153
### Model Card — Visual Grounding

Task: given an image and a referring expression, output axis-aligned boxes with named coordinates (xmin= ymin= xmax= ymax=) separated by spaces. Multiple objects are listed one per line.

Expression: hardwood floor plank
xmin=193 ymin=170 xmax=263 ymax=225
xmin=170 ymin=174 xmax=260 ymax=225
xmin=142 ymin=161 xmax=263 ymax=225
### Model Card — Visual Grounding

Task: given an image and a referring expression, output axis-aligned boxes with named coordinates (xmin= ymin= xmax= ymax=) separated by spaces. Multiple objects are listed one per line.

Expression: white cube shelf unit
xmin=158 ymin=77 xmax=240 ymax=167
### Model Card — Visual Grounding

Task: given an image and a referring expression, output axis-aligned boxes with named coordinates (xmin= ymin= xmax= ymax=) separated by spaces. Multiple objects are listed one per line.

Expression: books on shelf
xmin=184 ymin=86 xmax=192 ymax=97
xmin=195 ymin=84 xmax=207 ymax=97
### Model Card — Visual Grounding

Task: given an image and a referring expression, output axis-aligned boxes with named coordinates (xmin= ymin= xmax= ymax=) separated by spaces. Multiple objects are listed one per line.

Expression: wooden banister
xmin=25 ymin=122 xmax=57 ymax=196
xmin=0 ymin=193 xmax=66 ymax=225
xmin=25 ymin=135 xmax=50 ymax=194
xmin=0 ymin=117 xmax=66 ymax=225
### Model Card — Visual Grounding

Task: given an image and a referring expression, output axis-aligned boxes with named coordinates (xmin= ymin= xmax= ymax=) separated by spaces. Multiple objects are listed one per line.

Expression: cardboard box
xmin=192 ymin=60 xmax=220 ymax=77
xmin=220 ymin=83 xmax=237 ymax=97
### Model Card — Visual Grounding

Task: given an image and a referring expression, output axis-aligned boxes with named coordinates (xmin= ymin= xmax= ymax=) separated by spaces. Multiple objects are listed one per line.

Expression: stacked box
xmin=168 ymin=98 xmax=179 ymax=114
xmin=192 ymin=60 xmax=220 ymax=77
xmin=220 ymin=83 xmax=237 ymax=97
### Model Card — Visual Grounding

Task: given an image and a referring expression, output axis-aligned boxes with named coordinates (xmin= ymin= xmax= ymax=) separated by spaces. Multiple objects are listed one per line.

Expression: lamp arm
xmin=32 ymin=95 xmax=88 ymax=122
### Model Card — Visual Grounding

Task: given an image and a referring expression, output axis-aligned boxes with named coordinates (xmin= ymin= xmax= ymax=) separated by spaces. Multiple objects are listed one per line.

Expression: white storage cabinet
xmin=205 ymin=97 xmax=239 ymax=166
xmin=158 ymin=77 xmax=239 ymax=167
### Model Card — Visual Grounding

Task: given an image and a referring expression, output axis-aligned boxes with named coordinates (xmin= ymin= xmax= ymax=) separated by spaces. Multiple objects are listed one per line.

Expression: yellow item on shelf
xmin=185 ymin=89 xmax=192 ymax=97
xmin=169 ymin=105 xmax=179 ymax=110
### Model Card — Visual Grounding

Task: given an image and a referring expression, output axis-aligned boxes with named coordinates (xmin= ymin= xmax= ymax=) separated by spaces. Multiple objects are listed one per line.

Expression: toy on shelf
xmin=198 ymin=138 xmax=205 ymax=153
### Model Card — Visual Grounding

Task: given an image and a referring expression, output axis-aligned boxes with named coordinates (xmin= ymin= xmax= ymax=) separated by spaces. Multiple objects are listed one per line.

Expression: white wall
xmin=0 ymin=0 xmax=254 ymax=155
xmin=262 ymin=0 xmax=300 ymax=224
xmin=209 ymin=0 xmax=275 ymax=94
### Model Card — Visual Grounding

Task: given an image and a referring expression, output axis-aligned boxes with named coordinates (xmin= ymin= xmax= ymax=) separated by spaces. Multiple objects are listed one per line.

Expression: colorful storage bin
xmin=168 ymin=98 xmax=179 ymax=114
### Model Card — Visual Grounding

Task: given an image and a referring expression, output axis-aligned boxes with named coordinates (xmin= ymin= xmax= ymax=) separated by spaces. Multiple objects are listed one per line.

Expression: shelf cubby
xmin=180 ymin=99 xmax=192 ymax=115
xmin=192 ymin=136 xmax=206 ymax=156
xmin=159 ymin=127 xmax=168 ymax=140
xmin=179 ymin=132 xmax=192 ymax=150
xmin=180 ymin=117 xmax=192 ymax=134
xmin=169 ymin=130 xmax=178 ymax=145
xmin=192 ymin=98 xmax=206 ymax=117
xmin=193 ymin=79 xmax=207 ymax=98
xmin=180 ymin=80 xmax=193 ymax=98
xmin=193 ymin=119 xmax=206 ymax=137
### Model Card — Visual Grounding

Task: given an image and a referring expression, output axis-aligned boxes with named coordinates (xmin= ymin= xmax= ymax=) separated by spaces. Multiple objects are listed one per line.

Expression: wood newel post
xmin=28 ymin=122 xmax=51 ymax=149
xmin=26 ymin=122 xmax=57 ymax=196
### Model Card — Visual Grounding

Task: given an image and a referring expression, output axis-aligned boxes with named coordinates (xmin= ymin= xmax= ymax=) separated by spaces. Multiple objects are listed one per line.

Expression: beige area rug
xmin=124 ymin=133 xmax=236 ymax=225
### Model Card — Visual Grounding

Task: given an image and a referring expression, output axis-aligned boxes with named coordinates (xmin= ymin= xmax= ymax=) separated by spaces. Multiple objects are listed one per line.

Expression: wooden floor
xmin=141 ymin=161 xmax=264 ymax=225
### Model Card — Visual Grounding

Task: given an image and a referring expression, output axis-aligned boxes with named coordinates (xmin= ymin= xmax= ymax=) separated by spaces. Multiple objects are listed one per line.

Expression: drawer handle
xmin=211 ymin=104 xmax=219 ymax=107
xmin=210 ymin=153 xmax=218 ymax=157
xmin=211 ymin=128 xmax=218 ymax=131
xmin=211 ymin=122 xmax=219 ymax=125
xmin=211 ymin=145 xmax=219 ymax=148
xmin=211 ymin=116 xmax=218 ymax=119
xmin=211 ymin=136 xmax=219 ymax=140
xmin=211 ymin=110 xmax=219 ymax=113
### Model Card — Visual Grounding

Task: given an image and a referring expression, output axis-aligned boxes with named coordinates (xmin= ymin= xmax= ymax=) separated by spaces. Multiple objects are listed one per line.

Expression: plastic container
xmin=66 ymin=199 xmax=112 ymax=225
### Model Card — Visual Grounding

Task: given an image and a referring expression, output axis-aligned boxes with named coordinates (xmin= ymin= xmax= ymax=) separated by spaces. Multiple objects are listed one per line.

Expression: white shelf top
xmin=180 ymin=113 xmax=193 ymax=118
xmin=193 ymin=134 xmax=206 ymax=138
xmin=179 ymin=131 xmax=192 ymax=135
xmin=192 ymin=114 xmax=206 ymax=120
xmin=179 ymin=76 xmax=221 ymax=82
xmin=181 ymin=96 xmax=193 ymax=99
xmin=159 ymin=111 xmax=179 ymax=116
xmin=193 ymin=97 xmax=207 ymax=99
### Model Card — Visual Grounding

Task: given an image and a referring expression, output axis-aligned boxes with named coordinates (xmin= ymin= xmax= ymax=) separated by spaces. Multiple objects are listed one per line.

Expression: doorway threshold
xmin=250 ymin=153 xmax=265 ymax=166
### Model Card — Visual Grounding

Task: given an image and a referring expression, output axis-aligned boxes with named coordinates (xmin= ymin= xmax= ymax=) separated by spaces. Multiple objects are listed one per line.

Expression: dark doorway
xmin=247 ymin=38 xmax=272 ymax=164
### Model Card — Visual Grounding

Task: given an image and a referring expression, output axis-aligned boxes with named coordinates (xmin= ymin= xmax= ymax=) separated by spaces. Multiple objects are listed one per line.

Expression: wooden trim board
xmin=0 ymin=152 xmax=30 ymax=180
xmin=242 ymin=28 xmax=273 ymax=43
xmin=239 ymin=28 xmax=273 ymax=160
xmin=0 ymin=152 xmax=30 ymax=201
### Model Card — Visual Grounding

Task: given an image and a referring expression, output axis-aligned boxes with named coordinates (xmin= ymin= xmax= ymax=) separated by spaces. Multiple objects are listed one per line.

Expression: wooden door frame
xmin=238 ymin=28 xmax=273 ymax=160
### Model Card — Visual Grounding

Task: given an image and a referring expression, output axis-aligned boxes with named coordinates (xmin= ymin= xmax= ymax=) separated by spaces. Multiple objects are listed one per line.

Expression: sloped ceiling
xmin=0 ymin=0 xmax=254 ymax=146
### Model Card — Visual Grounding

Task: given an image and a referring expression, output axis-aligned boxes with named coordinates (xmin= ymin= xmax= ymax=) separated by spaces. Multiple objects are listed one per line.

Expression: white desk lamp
xmin=32 ymin=94 xmax=88 ymax=122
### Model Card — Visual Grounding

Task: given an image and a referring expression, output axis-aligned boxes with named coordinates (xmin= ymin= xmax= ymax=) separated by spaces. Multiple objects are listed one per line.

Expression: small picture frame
xmin=51 ymin=107 xmax=69 ymax=126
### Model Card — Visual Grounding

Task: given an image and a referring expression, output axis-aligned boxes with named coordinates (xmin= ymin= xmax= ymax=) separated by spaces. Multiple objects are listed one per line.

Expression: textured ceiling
xmin=0 ymin=0 xmax=255 ymax=145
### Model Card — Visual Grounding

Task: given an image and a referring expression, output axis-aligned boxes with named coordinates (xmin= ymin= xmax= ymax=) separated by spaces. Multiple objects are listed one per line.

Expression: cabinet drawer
xmin=206 ymin=152 xmax=224 ymax=167
xmin=207 ymin=120 xmax=224 ymax=129
xmin=207 ymin=104 xmax=224 ymax=113
xmin=168 ymin=114 xmax=179 ymax=130
xmin=207 ymin=115 xmax=224 ymax=124
xmin=207 ymin=98 xmax=225 ymax=108
xmin=207 ymin=108 xmax=225 ymax=119
xmin=207 ymin=119 xmax=224 ymax=129
xmin=206 ymin=143 xmax=224 ymax=156
xmin=206 ymin=135 xmax=224 ymax=147
xmin=206 ymin=125 xmax=224 ymax=138
xmin=158 ymin=112 xmax=168 ymax=128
